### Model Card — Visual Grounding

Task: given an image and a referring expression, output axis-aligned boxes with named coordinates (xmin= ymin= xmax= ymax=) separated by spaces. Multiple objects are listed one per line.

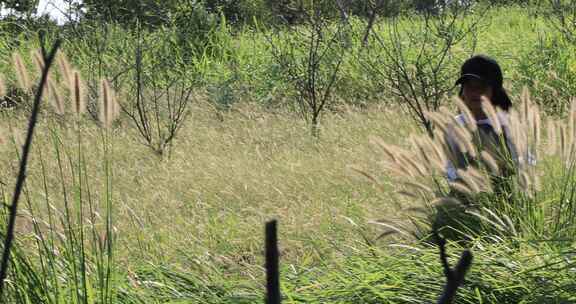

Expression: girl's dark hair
xmin=456 ymin=55 xmax=512 ymax=112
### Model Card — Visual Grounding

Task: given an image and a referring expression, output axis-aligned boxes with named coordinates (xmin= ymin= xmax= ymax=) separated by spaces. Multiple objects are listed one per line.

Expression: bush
xmin=516 ymin=35 xmax=576 ymax=115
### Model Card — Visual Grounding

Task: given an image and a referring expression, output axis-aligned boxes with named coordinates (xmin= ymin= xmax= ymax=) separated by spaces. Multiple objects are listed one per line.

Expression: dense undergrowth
xmin=0 ymin=3 xmax=575 ymax=303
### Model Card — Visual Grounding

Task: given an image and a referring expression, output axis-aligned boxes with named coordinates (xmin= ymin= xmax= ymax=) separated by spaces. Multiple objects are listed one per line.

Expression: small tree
xmin=0 ymin=0 xmax=38 ymax=17
xmin=268 ymin=0 xmax=348 ymax=137
xmin=362 ymin=2 xmax=488 ymax=136
xmin=121 ymin=24 xmax=194 ymax=156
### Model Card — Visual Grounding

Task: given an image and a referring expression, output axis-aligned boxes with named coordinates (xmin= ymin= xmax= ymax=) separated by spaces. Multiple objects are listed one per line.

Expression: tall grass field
xmin=0 ymin=3 xmax=575 ymax=303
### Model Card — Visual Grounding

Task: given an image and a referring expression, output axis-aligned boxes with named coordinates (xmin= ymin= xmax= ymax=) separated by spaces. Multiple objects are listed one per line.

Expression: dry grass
xmin=0 ymin=100 xmax=415 ymax=273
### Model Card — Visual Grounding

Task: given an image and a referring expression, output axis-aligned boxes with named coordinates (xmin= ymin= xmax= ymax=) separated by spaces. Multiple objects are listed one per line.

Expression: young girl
xmin=446 ymin=55 xmax=520 ymax=182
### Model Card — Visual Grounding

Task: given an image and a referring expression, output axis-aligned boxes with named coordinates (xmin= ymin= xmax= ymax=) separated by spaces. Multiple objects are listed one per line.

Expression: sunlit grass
xmin=0 ymin=4 xmax=575 ymax=303
xmin=0 ymin=100 xmax=415 ymax=273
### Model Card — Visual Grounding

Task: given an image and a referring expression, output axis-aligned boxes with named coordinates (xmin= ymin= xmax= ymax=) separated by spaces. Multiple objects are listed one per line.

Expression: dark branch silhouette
xmin=435 ymin=232 xmax=473 ymax=304
xmin=0 ymin=34 xmax=62 ymax=296
xmin=265 ymin=220 xmax=281 ymax=304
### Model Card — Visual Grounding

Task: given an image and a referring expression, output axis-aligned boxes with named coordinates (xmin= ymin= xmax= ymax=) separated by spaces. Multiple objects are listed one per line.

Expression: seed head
xmin=454 ymin=96 xmax=477 ymax=132
xmin=398 ymin=153 xmax=428 ymax=177
xmin=569 ymin=99 xmax=576 ymax=141
xmin=454 ymin=125 xmax=476 ymax=158
xmin=402 ymin=181 xmax=433 ymax=195
xmin=31 ymin=49 xmax=45 ymax=75
xmin=382 ymin=161 xmax=414 ymax=178
xmin=521 ymin=86 xmax=531 ymax=121
xmin=480 ymin=150 xmax=500 ymax=175
xmin=532 ymin=105 xmax=541 ymax=146
xmin=470 ymin=167 xmax=492 ymax=192
xmin=0 ymin=127 xmax=5 ymax=146
xmin=57 ymin=53 xmax=72 ymax=85
xmin=370 ymin=136 xmax=398 ymax=162
xmin=99 ymin=79 xmax=119 ymax=128
xmin=481 ymin=97 xmax=502 ymax=135
xmin=456 ymin=169 xmax=482 ymax=193
xmin=448 ymin=182 xmax=474 ymax=197
xmin=415 ymin=136 xmax=444 ymax=172
xmin=518 ymin=171 xmax=531 ymax=193
xmin=427 ymin=135 xmax=447 ymax=165
xmin=431 ymin=197 xmax=463 ymax=209
xmin=396 ymin=190 xmax=419 ymax=199
xmin=48 ymin=79 xmax=64 ymax=115
xmin=425 ymin=111 xmax=448 ymax=134
xmin=70 ymin=70 xmax=86 ymax=116
xmin=12 ymin=52 xmax=30 ymax=91
xmin=510 ymin=109 xmax=527 ymax=164
xmin=0 ymin=74 xmax=5 ymax=97
xmin=546 ymin=119 xmax=557 ymax=156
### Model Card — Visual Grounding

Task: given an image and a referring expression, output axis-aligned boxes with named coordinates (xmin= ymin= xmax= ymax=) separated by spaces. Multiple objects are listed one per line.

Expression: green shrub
xmin=516 ymin=35 xmax=576 ymax=115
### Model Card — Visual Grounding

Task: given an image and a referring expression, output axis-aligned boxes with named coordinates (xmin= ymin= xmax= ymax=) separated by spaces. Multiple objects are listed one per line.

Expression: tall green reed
xmin=0 ymin=47 xmax=120 ymax=303
xmin=0 ymin=38 xmax=61 ymax=299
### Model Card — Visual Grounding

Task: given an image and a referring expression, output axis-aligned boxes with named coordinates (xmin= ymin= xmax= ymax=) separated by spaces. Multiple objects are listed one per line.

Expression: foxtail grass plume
xmin=57 ymin=53 xmax=72 ymax=85
xmin=431 ymin=197 xmax=463 ymax=209
xmin=448 ymin=182 xmax=474 ymax=197
xmin=398 ymin=153 xmax=427 ymax=177
xmin=382 ymin=161 xmax=414 ymax=178
xmin=425 ymin=135 xmax=447 ymax=165
xmin=396 ymin=190 xmax=419 ymax=199
xmin=349 ymin=167 xmax=382 ymax=188
xmin=466 ymin=167 xmax=491 ymax=192
xmin=0 ymin=127 xmax=5 ymax=146
xmin=454 ymin=96 xmax=477 ymax=132
xmin=546 ymin=119 xmax=557 ymax=156
xmin=12 ymin=52 xmax=30 ymax=91
xmin=481 ymin=96 xmax=502 ymax=135
xmin=369 ymin=136 xmax=398 ymax=162
xmin=502 ymin=214 xmax=518 ymax=236
xmin=453 ymin=125 xmax=476 ymax=158
xmin=558 ymin=120 xmax=574 ymax=164
xmin=425 ymin=111 xmax=449 ymax=134
xmin=480 ymin=150 xmax=499 ymax=174
xmin=0 ymin=74 xmax=5 ymax=98
xmin=99 ymin=79 xmax=119 ymax=128
xmin=70 ymin=70 xmax=86 ymax=116
xmin=31 ymin=49 xmax=45 ymax=75
xmin=533 ymin=170 xmax=542 ymax=192
xmin=518 ymin=171 xmax=531 ymax=193
xmin=48 ymin=79 xmax=64 ymax=115
xmin=509 ymin=109 xmax=528 ymax=165
xmin=402 ymin=181 xmax=433 ymax=195
xmin=532 ymin=103 xmax=541 ymax=147
xmin=569 ymin=99 xmax=576 ymax=142
xmin=456 ymin=169 xmax=482 ymax=193
xmin=414 ymin=136 xmax=444 ymax=172
xmin=521 ymin=86 xmax=531 ymax=121
xmin=439 ymin=106 xmax=454 ymax=120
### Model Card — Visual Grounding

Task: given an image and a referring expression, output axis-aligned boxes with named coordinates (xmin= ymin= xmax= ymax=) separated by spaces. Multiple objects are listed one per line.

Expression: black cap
xmin=455 ymin=55 xmax=512 ymax=111
xmin=455 ymin=55 xmax=503 ymax=88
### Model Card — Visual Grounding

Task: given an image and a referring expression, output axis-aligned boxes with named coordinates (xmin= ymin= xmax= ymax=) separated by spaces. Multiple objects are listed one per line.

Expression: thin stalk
xmin=37 ymin=136 xmax=61 ymax=303
xmin=52 ymin=128 xmax=81 ymax=302
xmin=0 ymin=38 xmax=61 ymax=297
xmin=76 ymin=118 xmax=89 ymax=304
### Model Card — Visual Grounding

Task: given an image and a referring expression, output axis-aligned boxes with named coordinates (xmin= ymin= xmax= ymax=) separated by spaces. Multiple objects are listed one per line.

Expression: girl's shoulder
xmin=454 ymin=113 xmax=466 ymax=126
xmin=454 ymin=111 xmax=510 ymax=127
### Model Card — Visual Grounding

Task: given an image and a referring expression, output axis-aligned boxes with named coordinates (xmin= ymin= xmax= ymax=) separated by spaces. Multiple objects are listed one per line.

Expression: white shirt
xmin=445 ymin=112 xmax=535 ymax=181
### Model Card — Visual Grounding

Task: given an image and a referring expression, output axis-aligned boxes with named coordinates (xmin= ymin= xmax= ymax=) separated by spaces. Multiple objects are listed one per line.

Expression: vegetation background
xmin=0 ymin=0 xmax=575 ymax=303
